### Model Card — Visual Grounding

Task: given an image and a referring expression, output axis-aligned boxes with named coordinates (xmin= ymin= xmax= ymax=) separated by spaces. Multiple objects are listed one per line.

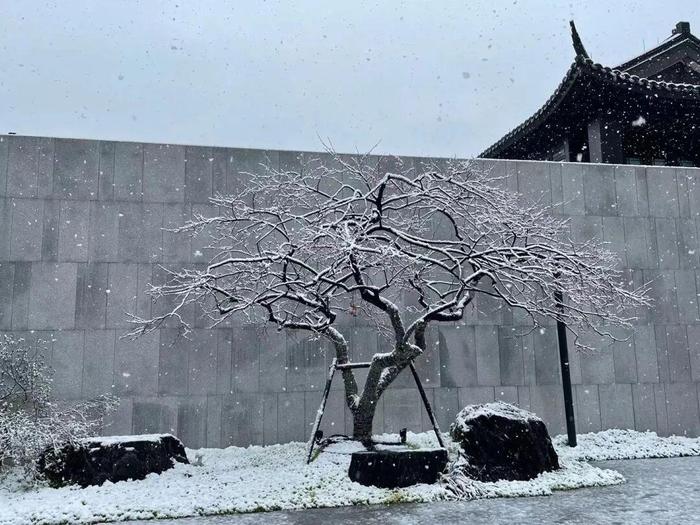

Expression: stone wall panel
xmin=0 ymin=137 xmax=698 ymax=445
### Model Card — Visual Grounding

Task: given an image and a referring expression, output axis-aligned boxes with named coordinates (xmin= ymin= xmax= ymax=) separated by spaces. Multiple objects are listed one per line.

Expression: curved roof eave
xmin=479 ymin=56 xmax=700 ymax=159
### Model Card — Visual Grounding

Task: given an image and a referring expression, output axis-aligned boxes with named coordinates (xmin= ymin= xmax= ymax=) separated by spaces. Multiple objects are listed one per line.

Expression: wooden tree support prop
xmin=306 ymin=358 xmax=446 ymax=464
xmin=306 ymin=358 xmax=338 ymax=464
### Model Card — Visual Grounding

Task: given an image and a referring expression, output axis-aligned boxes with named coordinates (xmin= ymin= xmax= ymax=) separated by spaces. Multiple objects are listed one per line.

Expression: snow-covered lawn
xmin=1 ymin=429 xmax=698 ymax=525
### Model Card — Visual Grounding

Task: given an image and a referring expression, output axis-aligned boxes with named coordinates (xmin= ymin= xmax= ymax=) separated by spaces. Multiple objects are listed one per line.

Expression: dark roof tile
xmin=480 ymin=57 xmax=700 ymax=158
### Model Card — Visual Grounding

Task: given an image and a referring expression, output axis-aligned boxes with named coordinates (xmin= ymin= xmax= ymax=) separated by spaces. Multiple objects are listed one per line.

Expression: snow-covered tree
xmin=0 ymin=335 xmax=117 ymax=478
xmin=128 ymin=152 xmax=648 ymax=444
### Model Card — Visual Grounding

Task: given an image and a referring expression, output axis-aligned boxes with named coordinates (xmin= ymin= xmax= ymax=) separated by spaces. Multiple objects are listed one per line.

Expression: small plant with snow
xmin=0 ymin=334 xmax=118 ymax=481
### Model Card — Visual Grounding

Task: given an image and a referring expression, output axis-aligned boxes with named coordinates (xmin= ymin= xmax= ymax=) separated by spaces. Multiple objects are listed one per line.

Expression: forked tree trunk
xmin=351 ymin=398 xmax=380 ymax=445
xmin=330 ymin=327 xmax=423 ymax=447
xmin=349 ymin=354 xmax=417 ymax=445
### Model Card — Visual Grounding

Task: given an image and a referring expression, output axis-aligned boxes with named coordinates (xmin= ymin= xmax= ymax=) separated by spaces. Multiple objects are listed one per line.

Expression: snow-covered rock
xmin=449 ymin=402 xmax=559 ymax=482
xmin=38 ymin=434 xmax=188 ymax=487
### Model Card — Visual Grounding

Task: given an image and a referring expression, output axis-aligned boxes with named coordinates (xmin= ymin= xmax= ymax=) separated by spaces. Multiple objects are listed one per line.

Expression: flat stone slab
xmin=38 ymin=433 xmax=188 ymax=487
xmin=348 ymin=448 xmax=448 ymax=488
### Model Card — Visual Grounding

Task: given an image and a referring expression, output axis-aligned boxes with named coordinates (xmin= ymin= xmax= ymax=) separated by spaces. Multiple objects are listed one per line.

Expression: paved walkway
xmin=122 ymin=457 xmax=700 ymax=524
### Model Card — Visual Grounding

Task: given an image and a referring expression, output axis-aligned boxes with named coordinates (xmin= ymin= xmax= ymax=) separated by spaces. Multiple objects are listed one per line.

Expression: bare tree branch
xmin=128 ymin=149 xmax=649 ymax=443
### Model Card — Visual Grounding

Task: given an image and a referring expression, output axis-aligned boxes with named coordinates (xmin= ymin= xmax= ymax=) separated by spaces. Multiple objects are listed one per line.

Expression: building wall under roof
xmin=0 ymin=134 xmax=699 ymax=446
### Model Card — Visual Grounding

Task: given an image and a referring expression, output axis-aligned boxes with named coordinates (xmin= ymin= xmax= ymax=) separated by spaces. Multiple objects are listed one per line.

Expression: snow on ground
xmin=554 ymin=428 xmax=700 ymax=461
xmin=0 ymin=430 xmax=698 ymax=525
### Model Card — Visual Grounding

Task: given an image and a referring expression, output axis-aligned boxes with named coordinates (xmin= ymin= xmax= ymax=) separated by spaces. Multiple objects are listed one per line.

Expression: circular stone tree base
xmin=348 ymin=448 xmax=448 ymax=488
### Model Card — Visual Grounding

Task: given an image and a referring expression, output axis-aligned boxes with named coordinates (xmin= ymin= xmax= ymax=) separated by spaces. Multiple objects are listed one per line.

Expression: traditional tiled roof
xmin=480 ymin=24 xmax=700 ymax=159
xmin=616 ymin=26 xmax=700 ymax=72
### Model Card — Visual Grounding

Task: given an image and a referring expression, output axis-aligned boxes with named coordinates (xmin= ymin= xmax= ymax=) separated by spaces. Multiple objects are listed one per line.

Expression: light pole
xmin=554 ymin=286 xmax=577 ymax=447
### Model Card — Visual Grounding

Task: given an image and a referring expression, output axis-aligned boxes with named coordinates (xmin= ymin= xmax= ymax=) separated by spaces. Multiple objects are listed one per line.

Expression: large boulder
xmin=348 ymin=447 xmax=448 ymax=488
xmin=38 ymin=434 xmax=188 ymax=487
xmin=449 ymin=402 xmax=559 ymax=482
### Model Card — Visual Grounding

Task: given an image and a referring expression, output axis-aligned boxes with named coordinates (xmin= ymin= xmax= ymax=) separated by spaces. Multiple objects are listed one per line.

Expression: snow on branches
xmin=128 ymin=150 xmax=648 ymax=441
xmin=0 ymin=335 xmax=117 ymax=479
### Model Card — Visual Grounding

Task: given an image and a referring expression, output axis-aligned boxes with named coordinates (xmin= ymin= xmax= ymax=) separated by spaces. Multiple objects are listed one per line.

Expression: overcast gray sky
xmin=1 ymin=1 xmax=698 ymax=157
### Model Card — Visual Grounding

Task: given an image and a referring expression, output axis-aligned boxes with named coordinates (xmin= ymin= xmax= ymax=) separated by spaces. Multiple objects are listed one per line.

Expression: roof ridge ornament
xmin=569 ymin=20 xmax=590 ymax=59
xmin=673 ymin=21 xmax=691 ymax=35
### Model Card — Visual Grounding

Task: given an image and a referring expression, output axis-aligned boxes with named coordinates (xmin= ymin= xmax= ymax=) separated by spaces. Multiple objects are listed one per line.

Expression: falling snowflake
xmin=631 ymin=116 xmax=647 ymax=127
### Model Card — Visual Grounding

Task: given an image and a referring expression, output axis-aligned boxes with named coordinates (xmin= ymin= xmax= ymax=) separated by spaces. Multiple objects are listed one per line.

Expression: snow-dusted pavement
xmin=120 ymin=456 xmax=700 ymax=524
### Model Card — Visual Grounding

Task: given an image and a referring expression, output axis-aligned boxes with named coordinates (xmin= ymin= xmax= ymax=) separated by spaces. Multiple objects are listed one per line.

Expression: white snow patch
xmin=83 ymin=434 xmax=172 ymax=447
xmin=554 ymin=429 xmax=700 ymax=462
xmin=452 ymin=401 xmax=539 ymax=431
xmin=443 ymin=455 xmax=624 ymax=500
xmin=631 ymin=115 xmax=647 ymax=127
xmin=0 ymin=429 xmax=697 ymax=524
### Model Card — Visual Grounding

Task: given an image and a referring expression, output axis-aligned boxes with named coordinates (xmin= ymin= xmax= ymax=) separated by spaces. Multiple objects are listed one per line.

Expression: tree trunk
xmin=350 ymin=343 xmax=422 ymax=446
xmin=352 ymin=402 xmax=377 ymax=445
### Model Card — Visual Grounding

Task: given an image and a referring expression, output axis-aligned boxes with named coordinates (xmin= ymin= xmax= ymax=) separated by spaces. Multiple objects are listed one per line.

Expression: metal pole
xmin=554 ymin=288 xmax=577 ymax=447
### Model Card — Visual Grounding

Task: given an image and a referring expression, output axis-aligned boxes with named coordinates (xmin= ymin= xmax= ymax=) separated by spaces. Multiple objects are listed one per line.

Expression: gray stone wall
xmin=1 ymin=134 xmax=698 ymax=447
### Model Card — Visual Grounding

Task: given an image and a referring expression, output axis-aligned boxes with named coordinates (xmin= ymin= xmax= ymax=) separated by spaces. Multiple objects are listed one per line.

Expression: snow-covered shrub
xmin=0 ymin=333 xmax=50 ymax=412
xmin=0 ymin=334 xmax=118 ymax=479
